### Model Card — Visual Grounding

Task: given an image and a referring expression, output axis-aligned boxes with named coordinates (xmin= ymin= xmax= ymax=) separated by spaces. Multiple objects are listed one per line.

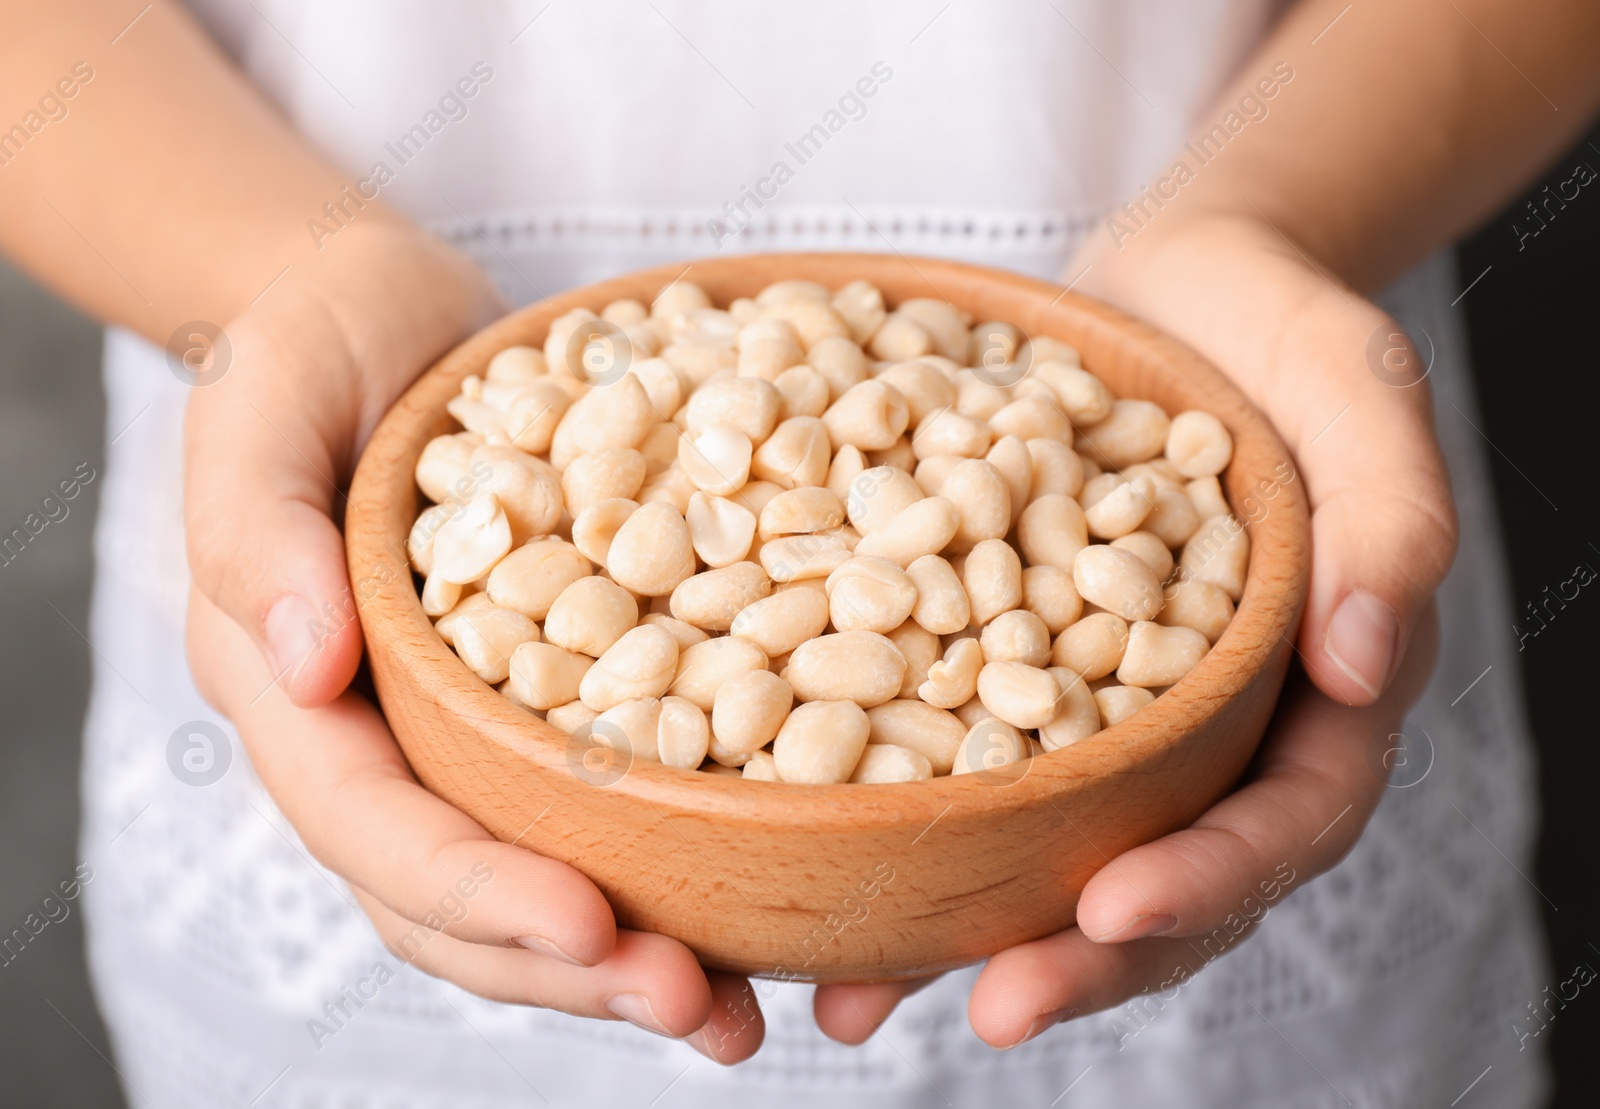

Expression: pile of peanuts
xmin=407 ymin=277 xmax=1247 ymax=784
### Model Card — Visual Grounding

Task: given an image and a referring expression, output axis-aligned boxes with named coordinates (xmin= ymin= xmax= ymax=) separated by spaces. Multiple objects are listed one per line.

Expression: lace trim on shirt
xmin=427 ymin=205 xmax=1103 ymax=256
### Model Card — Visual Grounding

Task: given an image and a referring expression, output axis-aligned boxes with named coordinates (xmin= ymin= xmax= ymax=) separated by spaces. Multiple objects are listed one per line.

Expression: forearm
xmin=1080 ymin=0 xmax=1600 ymax=293
xmin=0 ymin=0 xmax=405 ymax=342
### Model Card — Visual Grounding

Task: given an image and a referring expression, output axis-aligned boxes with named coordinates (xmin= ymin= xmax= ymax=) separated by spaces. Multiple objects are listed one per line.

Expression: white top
xmin=81 ymin=4 xmax=1549 ymax=1106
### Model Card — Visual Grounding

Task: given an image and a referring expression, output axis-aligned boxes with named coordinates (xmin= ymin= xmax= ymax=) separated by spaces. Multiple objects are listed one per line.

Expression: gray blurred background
xmin=2 ymin=122 xmax=1597 ymax=1107
xmin=0 ymin=251 xmax=117 ymax=1105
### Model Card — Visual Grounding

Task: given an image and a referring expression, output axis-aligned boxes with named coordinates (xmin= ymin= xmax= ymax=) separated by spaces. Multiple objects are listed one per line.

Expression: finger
xmin=813 ymin=976 xmax=940 ymax=1046
xmin=686 ymin=973 xmax=767 ymax=1065
xmin=1075 ymin=600 xmax=1439 ymax=945
xmin=1279 ymin=299 xmax=1458 ymax=706
xmin=969 ymin=928 xmax=1209 ymax=1049
xmin=189 ymin=588 xmax=616 ymax=965
xmin=184 ymin=306 xmax=367 ymax=708
xmin=356 ymin=888 xmax=714 ymax=1036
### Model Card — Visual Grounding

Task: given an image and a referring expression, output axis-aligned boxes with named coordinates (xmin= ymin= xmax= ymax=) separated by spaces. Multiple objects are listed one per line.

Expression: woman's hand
xmin=181 ymin=224 xmax=763 ymax=1063
xmin=812 ymin=213 xmax=1459 ymax=1047
xmin=186 ymin=591 xmax=763 ymax=1062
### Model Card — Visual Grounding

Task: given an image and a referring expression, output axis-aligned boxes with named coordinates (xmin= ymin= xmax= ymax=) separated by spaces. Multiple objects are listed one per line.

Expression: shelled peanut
xmin=408 ymin=277 xmax=1246 ymax=785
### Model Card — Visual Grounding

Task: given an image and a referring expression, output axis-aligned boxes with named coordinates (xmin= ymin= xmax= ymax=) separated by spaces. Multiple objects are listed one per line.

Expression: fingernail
xmin=1095 ymin=913 xmax=1177 ymax=943
xmin=606 ymin=993 xmax=673 ymax=1037
xmin=999 ymin=1020 xmax=1039 ymax=1051
xmin=512 ymin=934 xmax=587 ymax=966
xmin=685 ymin=1025 xmax=726 ymax=1064
xmin=264 ymin=593 xmax=322 ymax=680
xmin=1000 ymin=1007 xmax=1074 ymax=1050
xmin=1323 ymin=589 xmax=1398 ymax=701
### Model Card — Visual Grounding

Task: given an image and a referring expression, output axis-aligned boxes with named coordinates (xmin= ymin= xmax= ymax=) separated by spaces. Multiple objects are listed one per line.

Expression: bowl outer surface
xmin=347 ymin=253 xmax=1310 ymax=982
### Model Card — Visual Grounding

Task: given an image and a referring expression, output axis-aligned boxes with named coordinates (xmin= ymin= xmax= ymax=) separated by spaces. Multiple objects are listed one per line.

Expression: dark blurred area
xmin=1458 ymin=121 xmax=1600 ymax=1109
xmin=0 ymin=246 xmax=118 ymax=1105
xmin=1 ymin=123 xmax=1596 ymax=1109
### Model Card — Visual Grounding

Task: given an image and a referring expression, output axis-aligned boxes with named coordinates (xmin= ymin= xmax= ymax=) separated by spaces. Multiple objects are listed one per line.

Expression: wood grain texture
xmin=345 ymin=254 xmax=1311 ymax=983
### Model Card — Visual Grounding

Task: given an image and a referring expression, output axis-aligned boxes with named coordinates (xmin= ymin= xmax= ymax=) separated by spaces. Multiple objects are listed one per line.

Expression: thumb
xmin=1289 ymin=313 xmax=1459 ymax=706
xmin=183 ymin=323 xmax=365 ymax=709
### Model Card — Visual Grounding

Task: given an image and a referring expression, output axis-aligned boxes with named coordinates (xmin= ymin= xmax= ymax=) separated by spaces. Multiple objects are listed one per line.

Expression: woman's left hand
xmin=812 ymin=213 xmax=1458 ymax=1047
xmin=815 ymin=606 xmax=1437 ymax=1047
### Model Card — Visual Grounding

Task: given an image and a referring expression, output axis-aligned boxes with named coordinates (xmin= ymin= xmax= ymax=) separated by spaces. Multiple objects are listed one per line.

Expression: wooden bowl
xmin=346 ymin=253 xmax=1309 ymax=983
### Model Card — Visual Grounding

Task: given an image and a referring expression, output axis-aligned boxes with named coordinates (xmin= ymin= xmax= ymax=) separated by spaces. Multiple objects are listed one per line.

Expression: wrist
xmin=212 ymin=220 xmax=505 ymax=440
xmin=1069 ymin=210 xmax=1323 ymax=307
xmin=1063 ymin=209 xmax=1424 ymax=473
xmin=284 ymin=221 xmax=505 ymax=374
xmin=1069 ymin=212 xmax=1383 ymax=378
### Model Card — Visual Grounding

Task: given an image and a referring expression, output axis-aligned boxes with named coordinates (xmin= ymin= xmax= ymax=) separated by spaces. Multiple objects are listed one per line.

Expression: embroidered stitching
xmin=428 ymin=206 xmax=1102 ymax=256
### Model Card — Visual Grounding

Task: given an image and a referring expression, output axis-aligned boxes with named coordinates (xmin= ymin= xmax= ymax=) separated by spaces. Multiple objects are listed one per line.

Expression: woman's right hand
xmin=181 ymin=223 xmax=763 ymax=1064
xmin=187 ymin=590 xmax=761 ymax=1063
